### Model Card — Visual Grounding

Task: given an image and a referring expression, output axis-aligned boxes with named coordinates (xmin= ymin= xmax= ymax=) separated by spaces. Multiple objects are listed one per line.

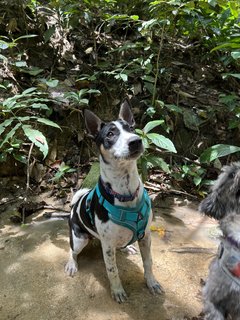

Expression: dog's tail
xmin=71 ymin=188 xmax=90 ymax=206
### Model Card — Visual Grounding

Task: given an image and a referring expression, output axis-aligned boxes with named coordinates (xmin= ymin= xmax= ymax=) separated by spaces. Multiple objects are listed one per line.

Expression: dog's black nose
xmin=128 ymin=136 xmax=143 ymax=153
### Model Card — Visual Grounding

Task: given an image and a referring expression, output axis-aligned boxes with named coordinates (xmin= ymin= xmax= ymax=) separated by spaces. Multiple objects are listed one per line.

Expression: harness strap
xmin=85 ymin=183 xmax=151 ymax=246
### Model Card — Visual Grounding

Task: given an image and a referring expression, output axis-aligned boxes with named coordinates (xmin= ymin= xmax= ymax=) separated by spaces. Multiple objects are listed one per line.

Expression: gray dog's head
xmin=199 ymin=162 xmax=240 ymax=220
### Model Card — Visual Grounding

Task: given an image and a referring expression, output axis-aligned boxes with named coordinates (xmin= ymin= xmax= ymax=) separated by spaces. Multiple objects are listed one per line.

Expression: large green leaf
xmin=200 ymin=144 xmax=240 ymax=163
xmin=22 ymin=125 xmax=48 ymax=158
xmin=36 ymin=118 xmax=61 ymax=129
xmin=143 ymin=120 xmax=164 ymax=133
xmin=147 ymin=133 xmax=177 ymax=153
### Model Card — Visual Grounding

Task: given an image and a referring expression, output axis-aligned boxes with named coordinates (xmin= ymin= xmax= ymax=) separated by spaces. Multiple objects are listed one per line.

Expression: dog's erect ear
xmin=118 ymin=98 xmax=135 ymax=127
xmin=84 ymin=109 xmax=104 ymax=138
xmin=199 ymin=192 xmax=225 ymax=220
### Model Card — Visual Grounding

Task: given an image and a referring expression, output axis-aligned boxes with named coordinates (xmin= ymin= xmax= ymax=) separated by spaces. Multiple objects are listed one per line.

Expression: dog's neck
xmin=99 ymin=155 xmax=142 ymax=199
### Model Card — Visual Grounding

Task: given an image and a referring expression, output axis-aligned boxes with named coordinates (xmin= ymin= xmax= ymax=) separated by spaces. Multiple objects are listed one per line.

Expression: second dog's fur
xmin=199 ymin=162 xmax=240 ymax=319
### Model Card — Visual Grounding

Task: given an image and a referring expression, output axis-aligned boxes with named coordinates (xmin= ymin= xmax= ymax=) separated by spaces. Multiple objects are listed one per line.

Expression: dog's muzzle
xmin=128 ymin=136 xmax=143 ymax=157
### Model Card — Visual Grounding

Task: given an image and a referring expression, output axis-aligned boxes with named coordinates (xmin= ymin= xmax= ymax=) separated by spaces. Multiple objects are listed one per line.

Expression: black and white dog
xmin=65 ymin=99 xmax=163 ymax=303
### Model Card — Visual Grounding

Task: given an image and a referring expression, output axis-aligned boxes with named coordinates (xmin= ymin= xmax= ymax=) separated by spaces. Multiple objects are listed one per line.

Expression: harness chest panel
xmin=218 ymin=241 xmax=240 ymax=286
xmin=86 ymin=183 xmax=151 ymax=246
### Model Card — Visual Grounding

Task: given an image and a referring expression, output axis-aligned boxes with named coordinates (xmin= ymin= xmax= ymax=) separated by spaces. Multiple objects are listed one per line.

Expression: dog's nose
xmin=128 ymin=136 xmax=143 ymax=153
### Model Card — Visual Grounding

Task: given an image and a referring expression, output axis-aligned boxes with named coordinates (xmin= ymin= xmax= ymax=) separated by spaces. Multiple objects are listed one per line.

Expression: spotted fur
xmin=65 ymin=98 xmax=164 ymax=302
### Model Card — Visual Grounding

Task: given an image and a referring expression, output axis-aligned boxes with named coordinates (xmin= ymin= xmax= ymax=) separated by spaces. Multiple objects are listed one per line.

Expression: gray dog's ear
xmin=84 ymin=109 xmax=104 ymax=138
xmin=118 ymin=98 xmax=135 ymax=127
xmin=199 ymin=192 xmax=225 ymax=220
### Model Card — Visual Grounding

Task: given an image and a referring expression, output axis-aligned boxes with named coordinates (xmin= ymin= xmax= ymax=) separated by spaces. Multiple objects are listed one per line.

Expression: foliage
xmin=0 ymin=88 xmax=61 ymax=162
xmin=52 ymin=162 xmax=76 ymax=182
xmin=0 ymin=0 xmax=240 ymax=189
xmin=136 ymin=119 xmax=176 ymax=181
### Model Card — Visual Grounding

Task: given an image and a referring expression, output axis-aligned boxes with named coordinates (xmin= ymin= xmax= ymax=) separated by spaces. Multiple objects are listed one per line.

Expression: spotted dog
xmin=65 ymin=98 xmax=164 ymax=303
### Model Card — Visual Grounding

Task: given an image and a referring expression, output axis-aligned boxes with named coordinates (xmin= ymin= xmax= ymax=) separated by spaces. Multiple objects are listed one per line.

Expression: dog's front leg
xmin=203 ymin=301 xmax=225 ymax=320
xmin=101 ymin=243 xmax=127 ymax=303
xmin=138 ymin=231 xmax=164 ymax=294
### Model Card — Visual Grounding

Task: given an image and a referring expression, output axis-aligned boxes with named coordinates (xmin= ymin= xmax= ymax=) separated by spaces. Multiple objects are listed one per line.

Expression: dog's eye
xmin=107 ymin=131 xmax=113 ymax=138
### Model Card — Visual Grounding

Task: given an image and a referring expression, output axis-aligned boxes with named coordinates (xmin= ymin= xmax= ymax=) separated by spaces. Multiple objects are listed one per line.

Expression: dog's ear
xmin=84 ymin=109 xmax=104 ymax=138
xmin=118 ymin=98 xmax=135 ymax=127
xmin=199 ymin=192 xmax=225 ymax=220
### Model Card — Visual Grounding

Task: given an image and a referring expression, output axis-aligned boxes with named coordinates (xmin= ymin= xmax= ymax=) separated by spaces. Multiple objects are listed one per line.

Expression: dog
xmin=65 ymin=98 xmax=163 ymax=302
xmin=199 ymin=162 xmax=240 ymax=319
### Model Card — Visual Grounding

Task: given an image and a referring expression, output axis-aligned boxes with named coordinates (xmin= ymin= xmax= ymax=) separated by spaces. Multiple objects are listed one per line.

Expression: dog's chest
xmin=95 ymin=217 xmax=133 ymax=248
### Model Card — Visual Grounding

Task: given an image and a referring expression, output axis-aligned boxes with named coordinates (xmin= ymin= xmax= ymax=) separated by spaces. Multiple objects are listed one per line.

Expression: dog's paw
xmin=111 ymin=288 xmax=128 ymax=303
xmin=146 ymin=278 xmax=165 ymax=295
xmin=65 ymin=260 xmax=78 ymax=277
xmin=120 ymin=244 xmax=138 ymax=255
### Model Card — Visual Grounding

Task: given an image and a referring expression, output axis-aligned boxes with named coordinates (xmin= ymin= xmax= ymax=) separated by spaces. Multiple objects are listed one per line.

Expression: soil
xmin=0 ymin=190 xmax=219 ymax=320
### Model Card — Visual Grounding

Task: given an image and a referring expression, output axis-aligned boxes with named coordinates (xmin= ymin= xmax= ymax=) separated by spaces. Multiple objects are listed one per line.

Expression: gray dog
xmin=199 ymin=162 xmax=240 ymax=320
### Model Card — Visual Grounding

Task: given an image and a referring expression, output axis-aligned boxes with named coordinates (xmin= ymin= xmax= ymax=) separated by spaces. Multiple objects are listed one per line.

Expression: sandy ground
xmin=0 ymin=194 xmax=219 ymax=320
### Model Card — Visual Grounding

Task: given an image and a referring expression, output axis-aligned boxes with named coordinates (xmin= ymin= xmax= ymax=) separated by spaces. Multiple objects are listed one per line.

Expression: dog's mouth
xmin=128 ymin=149 xmax=143 ymax=159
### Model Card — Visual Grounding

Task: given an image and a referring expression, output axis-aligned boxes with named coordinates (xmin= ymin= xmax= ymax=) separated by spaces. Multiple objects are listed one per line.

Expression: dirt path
xmin=0 ymin=194 xmax=218 ymax=320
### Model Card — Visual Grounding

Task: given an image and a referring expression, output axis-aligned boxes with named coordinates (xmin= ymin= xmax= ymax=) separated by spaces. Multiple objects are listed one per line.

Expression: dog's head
xmin=199 ymin=162 xmax=240 ymax=220
xmin=84 ymin=98 xmax=144 ymax=163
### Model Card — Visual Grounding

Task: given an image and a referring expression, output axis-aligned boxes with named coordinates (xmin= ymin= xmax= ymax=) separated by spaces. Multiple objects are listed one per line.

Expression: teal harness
xmin=85 ymin=183 xmax=151 ymax=246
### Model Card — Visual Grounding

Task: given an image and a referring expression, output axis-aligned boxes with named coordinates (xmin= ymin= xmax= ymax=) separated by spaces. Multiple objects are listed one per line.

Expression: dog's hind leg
xmin=65 ymin=231 xmax=89 ymax=277
xmin=138 ymin=231 xmax=164 ymax=294
xmin=101 ymin=243 xmax=128 ymax=303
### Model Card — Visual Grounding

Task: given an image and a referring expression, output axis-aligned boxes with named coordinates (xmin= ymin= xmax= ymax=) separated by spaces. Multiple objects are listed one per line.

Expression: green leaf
xmin=36 ymin=118 xmax=61 ymax=129
xmin=44 ymin=26 xmax=55 ymax=43
xmin=222 ymin=73 xmax=240 ymax=80
xmin=0 ymin=84 xmax=7 ymax=90
xmin=145 ymin=155 xmax=170 ymax=173
xmin=22 ymin=87 xmax=37 ymax=95
xmin=115 ymin=73 xmax=128 ymax=82
xmin=183 ymin=109 xmax=200 ymax=131
xmin=165 ymin=104 xmax=183 ymax=114
xmin=143 ymin=120 xmax=164 ymax=133
xmin=14 ymin=34 xmax=38 ymax=42
xmin=31 ymin=103 xmax=50 ymax=110
xmin=46 ymin=79 xmax=59 ymax=87
xmin=0 ymin=123 xmax=21 ymax=148
xmin=79 ymin=98 xmax=89 ymax=105
xmin=87 ymin=89 xmax=101 ymax=94
xmin=20 ymin=67 xmax=44 ymax=76
xmin=142 ymin=137 xmax=150 ymax=149
xmin=0 ymin=118 xmax=14 ymax=135
xmin=22 ymin=125 xmax=48 ymax=158
xmin=15 ymin=61 xmax=27 ymax=67
xmin=0 ymin=54 xmax=7 ymax=61
xmin=147 ymin=133 xmax=177 ymax=153
xmin=211 ymin=42 xmax=240 ymax=52
xmin=231 ymin=51 xmax=240 ymax=60
xmin=193 ymin=176 xmax=202 ymax=187
xmin=200 ymin=144 xmax=240 ymax=163
xmin=13 ymin=153 xmax=27 ymax=164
